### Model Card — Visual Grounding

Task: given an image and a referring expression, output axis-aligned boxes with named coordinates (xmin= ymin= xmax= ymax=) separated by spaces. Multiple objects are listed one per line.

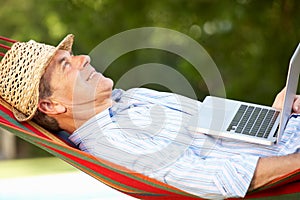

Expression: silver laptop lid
xmin=277 ymin=43 xmax=300 ymax=143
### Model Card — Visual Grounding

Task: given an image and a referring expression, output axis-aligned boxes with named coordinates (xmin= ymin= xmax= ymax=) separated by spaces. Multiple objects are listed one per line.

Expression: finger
xmin=293 ymin=95 xmax=300 ymax=113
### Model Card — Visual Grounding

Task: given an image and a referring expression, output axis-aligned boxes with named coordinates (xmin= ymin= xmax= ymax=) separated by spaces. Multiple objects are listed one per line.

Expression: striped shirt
xmin=69 ymin=88 xmax=300 ymax=199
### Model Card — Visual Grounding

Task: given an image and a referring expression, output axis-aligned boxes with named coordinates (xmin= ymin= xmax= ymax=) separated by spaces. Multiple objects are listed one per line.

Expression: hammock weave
xmin=1 ymin=36 xmax=300 ymax=199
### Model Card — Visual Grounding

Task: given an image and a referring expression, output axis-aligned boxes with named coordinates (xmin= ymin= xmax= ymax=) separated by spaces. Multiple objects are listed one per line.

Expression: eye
xmin=63 ymin=61 xmax=71 ymax=69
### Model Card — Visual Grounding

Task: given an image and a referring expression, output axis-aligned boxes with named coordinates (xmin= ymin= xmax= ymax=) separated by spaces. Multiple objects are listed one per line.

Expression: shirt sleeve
xmin=152 ymin=148 xmax=259 ymax=199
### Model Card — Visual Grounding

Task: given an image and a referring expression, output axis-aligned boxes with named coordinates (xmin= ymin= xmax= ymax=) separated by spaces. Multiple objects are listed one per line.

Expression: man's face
xmin=46 ymin=50 xmax=114 ymax=117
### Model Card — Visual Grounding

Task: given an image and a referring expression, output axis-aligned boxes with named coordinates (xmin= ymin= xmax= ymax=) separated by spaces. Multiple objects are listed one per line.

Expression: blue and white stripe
xmin=69 ymin=88 xmax=300 ymax=199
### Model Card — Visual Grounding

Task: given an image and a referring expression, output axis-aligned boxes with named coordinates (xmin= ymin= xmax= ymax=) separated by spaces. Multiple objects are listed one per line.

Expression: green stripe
xmin=250 ymin=192 xmax=300 ymax=200
xmin=38 ymin=144 xmax=146 ymax=194
xmin=0 ymin=110 xmax=33 ymax=133
xmin=0 ymin=121 xmax=196 ymax=197
xmin=0 ymin=109 xmax=189 ymax=195
xmin=2 ymin=121 xmax=299 ymax=199
xmin=250 ymin=173 xmax=300 ymax=193
xmin=0 ymin=125 xmax=158 ymax=196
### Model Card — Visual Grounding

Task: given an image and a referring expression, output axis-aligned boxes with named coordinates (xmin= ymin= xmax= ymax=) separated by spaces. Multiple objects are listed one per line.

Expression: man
xmin=0 ymin=34 xmax=300 ymax=199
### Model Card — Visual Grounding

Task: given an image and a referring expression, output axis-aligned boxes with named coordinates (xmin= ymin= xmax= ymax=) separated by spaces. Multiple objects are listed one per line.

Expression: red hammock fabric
xmin=1 ymin=35 xmax=300 ymax=199
xmin=0 ymin=95 xmax=300 ymax=199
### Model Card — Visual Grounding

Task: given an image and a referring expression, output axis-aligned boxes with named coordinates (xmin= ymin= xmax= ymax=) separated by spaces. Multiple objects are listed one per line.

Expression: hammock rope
xmin=0 ymin=36 xmax=16 ymax=57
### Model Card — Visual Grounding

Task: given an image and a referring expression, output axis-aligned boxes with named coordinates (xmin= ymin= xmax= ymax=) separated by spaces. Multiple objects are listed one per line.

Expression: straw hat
xmin=0 ymin=34 xmax=74 ymax=121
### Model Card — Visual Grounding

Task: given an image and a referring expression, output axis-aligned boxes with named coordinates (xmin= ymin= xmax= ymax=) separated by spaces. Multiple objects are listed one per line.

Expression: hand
xmin=272 ymin=87 xmax=300 ymax=113
xmin=293 ymin=95 xmax=300 ymax=113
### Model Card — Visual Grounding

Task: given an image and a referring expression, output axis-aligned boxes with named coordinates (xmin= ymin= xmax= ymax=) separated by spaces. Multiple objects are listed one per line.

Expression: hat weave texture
xmin=0 ymin=34 xmax=74 ymax=121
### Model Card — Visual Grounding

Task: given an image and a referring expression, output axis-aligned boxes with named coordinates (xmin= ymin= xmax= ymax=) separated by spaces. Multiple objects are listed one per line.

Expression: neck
xmin=55 ymin=99 xmax=113 ymax=134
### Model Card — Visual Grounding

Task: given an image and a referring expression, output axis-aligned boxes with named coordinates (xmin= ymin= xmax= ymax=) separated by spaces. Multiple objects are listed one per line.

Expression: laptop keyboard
xmin=227 ymin=105 xmax=280 ymax=138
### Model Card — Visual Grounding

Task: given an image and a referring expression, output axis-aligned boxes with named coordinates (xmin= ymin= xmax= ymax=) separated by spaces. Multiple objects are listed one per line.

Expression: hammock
xmin=1 ymin=36 xmax=300 ymax=199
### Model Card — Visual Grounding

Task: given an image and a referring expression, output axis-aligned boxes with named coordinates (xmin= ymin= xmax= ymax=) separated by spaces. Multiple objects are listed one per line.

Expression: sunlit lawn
xmin=0 ymin=157 xmax=76 ymax=178
xmin=0 ymin=157 xmax=136 ymax=200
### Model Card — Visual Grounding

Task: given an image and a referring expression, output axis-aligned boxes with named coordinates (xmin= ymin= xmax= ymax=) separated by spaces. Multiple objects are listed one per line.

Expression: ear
xmin=38 ymin=99 xmax=66 ymax=115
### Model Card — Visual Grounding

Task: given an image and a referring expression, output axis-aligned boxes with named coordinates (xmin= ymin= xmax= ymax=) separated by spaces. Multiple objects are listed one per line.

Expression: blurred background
xmin=0 ymin=0 xmax=300 ymax=198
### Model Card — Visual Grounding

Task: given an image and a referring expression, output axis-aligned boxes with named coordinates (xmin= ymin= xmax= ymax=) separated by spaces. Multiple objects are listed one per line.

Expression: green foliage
xmin=1 ymin=0 xmax=300 ymax=104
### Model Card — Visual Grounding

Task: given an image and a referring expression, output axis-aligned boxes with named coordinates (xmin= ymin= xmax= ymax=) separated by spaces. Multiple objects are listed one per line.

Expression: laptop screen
xmin=277 ymin=43 xmax=300 ymax=143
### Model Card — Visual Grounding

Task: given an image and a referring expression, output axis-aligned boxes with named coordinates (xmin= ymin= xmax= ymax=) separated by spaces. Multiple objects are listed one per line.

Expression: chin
xmin=107 ymin=77 xmax=114 ymax=87
xmin=98 ymin=77 xmax=114 ymax=92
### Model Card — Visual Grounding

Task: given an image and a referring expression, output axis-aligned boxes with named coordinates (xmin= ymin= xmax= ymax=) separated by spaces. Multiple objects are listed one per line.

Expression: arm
xmin=199 ymin=88 xmax=300 ymax=193
xmin=249 ymin=153 xmax=300 ymax=190
xmin=249 ymin=88 xmax=300 ymax=190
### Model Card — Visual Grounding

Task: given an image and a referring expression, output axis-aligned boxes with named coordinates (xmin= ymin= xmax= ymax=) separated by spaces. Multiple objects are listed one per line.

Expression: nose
xmin=73 ymin=55 xmax=91 ymax=69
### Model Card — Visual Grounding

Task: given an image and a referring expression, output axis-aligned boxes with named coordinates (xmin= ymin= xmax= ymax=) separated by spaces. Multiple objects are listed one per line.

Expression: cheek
xmin=63 ymin=72 xmax=84 ymax=92
xmin=72 ymin=78 xmax=93 ymax=96
xmin=51 ymin=75 xmax=76 ymax=97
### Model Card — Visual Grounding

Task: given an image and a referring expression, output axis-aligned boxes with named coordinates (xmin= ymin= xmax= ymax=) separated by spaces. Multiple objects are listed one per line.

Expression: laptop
xmin=190 ymin=43 xmax=300 ymax=145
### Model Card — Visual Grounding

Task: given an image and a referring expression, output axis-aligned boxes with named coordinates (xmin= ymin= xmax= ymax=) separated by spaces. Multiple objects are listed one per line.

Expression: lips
xmin=86 ymin=70 xmax=96 ymax=81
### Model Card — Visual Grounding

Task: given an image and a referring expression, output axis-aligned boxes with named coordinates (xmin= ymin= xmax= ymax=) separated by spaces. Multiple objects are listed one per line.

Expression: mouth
xmin=86 ymin=70 xmax=96 ymax=81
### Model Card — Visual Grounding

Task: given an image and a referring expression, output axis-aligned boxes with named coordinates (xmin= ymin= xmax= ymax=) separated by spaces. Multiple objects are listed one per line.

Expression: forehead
xmin=51 ymin=49 xmax=70 ymax=63
xmin=43 ymin=50 xmax=69 ymax=81
xmin=46 ymin=50 xmax=69 ymax=70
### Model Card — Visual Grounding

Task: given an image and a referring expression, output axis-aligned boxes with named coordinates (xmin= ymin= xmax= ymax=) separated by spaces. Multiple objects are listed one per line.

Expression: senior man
xmin=1 ymin=34 xmax=300 ymax=199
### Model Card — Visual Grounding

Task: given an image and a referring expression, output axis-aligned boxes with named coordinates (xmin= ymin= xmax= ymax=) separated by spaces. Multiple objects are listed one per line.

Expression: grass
xmin=0 ymin=157 xmax=77 ymax=178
